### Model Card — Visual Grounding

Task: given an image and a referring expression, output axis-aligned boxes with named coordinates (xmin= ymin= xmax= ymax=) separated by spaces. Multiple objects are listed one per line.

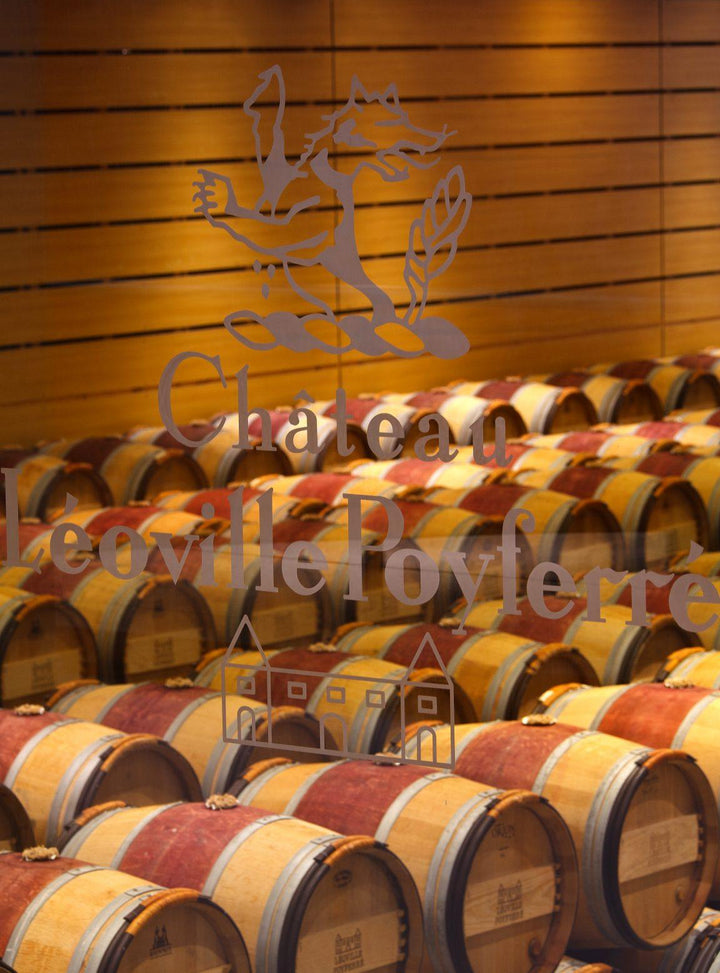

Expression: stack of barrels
xmin=4 ymin=348 xmax=720 ymax=971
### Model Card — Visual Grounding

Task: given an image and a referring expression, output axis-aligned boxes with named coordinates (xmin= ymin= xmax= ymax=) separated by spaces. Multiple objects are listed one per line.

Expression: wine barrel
xmin=600 ymin=420 xmax=720 ymax=452
xmin=658 ymin=649 xmax=720 ymax=688
xmin=154 ymin=484 xmax=323 ymax=526
xmin=0 ymin=520 xmax=55 ymax=567
xmin=0 ymin=706 xmax=201 ymax=843
xmin=0 ymin=449 xmax=112 ymax=520
xmin=235 ymin=758 xmax=578 ymax=973
xmin=0 ymin=561 xmax=216 ymax=683
xmin=195 ymin=644 xmax=464 ymax=753
xmin=326 ymin=494 xmax=533 ymax=610
xmin=669 ymin=407 xmax=720 ymax=428
xmin=577 ymin=569 xmax=720 ymax=654
xmin=587 ymin=360 xmax=720 ymax=412
xmin=128 ymin=421 xmax=292 ymax=486
xmin=447 ymin=379 xmax=598 ymax=433
xmin=241 ymin=513 xmax=427 ymax=628
xmin=60 ymin=799 xmax=424 ymax=973
xmin=130 ymin=538 xmax=331 ymax=648
xmin=537 ymin=681 xmax=720 ymax=896
xmin=380 ymin=390 xmax=527 ymax=442
xmin=522 ymin=430 xmax=673 ymax=458
xmin=603 ymin=906 xmax=720 ymax=972
xmin=250 ymin=470 xmax=424 ymax=506
xmin=345 ymin=455 xmax=500 ymax=489
xmin=672 ymin=549 xmax=720 ymax=576
xmin=591 ymin=450 xmax=720 ymax=548
xmin=218 ymin=410 xmax=370 ymax=473
xmin=0 ymin=785 xmax=34 ymax=852
xmin=531 ymin=371 xmax=663 ymax=423
xmin=38 ymin=436 xmax=207 ymax=503
xmin=452 ymin=442 xmax=590 ymax=473
xmin=0 ymin=585 xmax=97 ymax=707
xmin=303 ymin=396 xmax=422 ymax=458
xmin=51 ymin=502 xmax=228 ymax=546
xmin=0 ymin=850 xmax=249 ymax=973
xmin=426 ymin=480 xmax=625 ymax=577
xmin=555 ymin=960 xmax=618 ymax=973
xmin=332 ymin=620 xmax=598 ymax=720
xmin=511 ymin=466 xmax=709 ymax=570
xmin=396 ymin=719 xmax=718 ymax=951
xmin=462 ymin=595 xmax=699 ymax=684
xmin=666 ymin=351 xmax=720 ymax=378
xmin=48 ymin=679 xmax=324 ymax=798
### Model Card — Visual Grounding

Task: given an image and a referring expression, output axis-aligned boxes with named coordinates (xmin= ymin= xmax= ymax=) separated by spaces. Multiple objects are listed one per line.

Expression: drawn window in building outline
xmin=417 ymin=694 xmax=438 ymax=715
xmin=319 ymin=713 xmax=347 ymax=753
xmin=288 ymin=680 xmax=308 ymax=701
xmin=326 ymin=685 xmax=345 ymax=705
xmin=235 ymin=675 xmax=256 ymax=696
xmin=365 ymin=687 xmax=386 ymax=709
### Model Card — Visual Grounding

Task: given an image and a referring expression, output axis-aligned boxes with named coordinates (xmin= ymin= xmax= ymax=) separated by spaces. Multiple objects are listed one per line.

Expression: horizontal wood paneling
xmin=0 ymin=143 xmax=662 ymax=230
xmin=663 ymin=1 xmax=720 ymax=42
xmin=666 ymin=320 xmax=720 ymax=354
xmin=665 ymin=274 xmax=720 ymax=322
xmin=0 ymin=0 xmax=332 ymax=50
xmin=0 ymin=0 xmax=718 ymax=446
xmin=334 ymin=0 xmax=659 ymax=45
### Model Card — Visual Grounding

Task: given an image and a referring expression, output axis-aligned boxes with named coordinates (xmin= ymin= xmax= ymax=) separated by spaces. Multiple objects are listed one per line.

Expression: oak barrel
xmin=195 ymin=644 xmax=463 ymax=754
xmin=448 ymin=379 xmax=598 ymax=433
xmin=60 ymin=799 xmax=424 ymax=973
xmin=304 ymin=396 xmax=423 ymax=458
xmin=600 ymin=420 xmax=720 ymax=452
xmin=512 ymin=466 xmax=709 ymax=570
xmin=587 ymin=360 xmax=720 ymax=412
xmin=396 ymin=719 xmax=718 ymax=951
xmin=555 ymin=960 xmax=618 ymax=973
xmin=38 ymin=436 xmax=207 ymax=503
xmin=380 ymin=390 xmax=527 ymax=443
xmin=0 ymin=561 xmax=216 ymax=682
xmin=332 ymin=620 xmax=598 ymax=720
xmin=219 ymin=409 xmax=370 ymax=473
xmin=128 ymin=421 xmax=292 ymax=486
xmin=0 ymin=449 xmax=112 ymax=520
xmin=51 ymin=502 xmax=228 ymax=545
xmin=532 ymin=371 xmax=662 ymax=424
xmin=658 ymin=649 xmax=720 ymax=688
xmin=521 ymin=430 xmax=673 ymax=459
xmin=0 ymin=785 xmax=34 ymax=853
xmin=0 ymin=705 xmax=202 ymax=843
xmin=669 ymin=407 xmax=720 ymax=428
xmin=426 ymin=480 xmax=625 ymax=577
xmin=345 ymin=456 xmax=500 ymax=489
xmin=463 ymin=595 xmax=699 ymax=684
xmin=48 ymin=679 xmax=324 ymax=797
xmin=537 ymin=683 xmax=720 ymax=891
xmin=593 ymin=450 xmax=720 ymax=548
xmin=235 ymin=758 xmax=578 ymax=973
xmin=0 ymin=851 xmax=250 ymax=973
xmin=0 ymin=584 xmax=97 ymax=707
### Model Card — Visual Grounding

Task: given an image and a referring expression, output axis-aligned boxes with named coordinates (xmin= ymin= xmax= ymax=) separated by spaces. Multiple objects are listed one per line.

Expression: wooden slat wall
xmin=0 ymin=0 xmax=718 ymax=442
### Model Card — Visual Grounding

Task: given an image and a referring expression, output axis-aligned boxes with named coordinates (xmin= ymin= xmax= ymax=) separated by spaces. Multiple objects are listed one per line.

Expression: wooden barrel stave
xmin=60 ymin=800 xmax=424 ymax=973
xmin=0 ymin=586 xmax=98 ymax=706
xmin=234 ymin=758 xmax=578 ymax=973
xmin=0 ymin=561 xmax=216 ymax=683
xmin=38 ymin=436 xmax=207 ymax=503
xmin=332 ymin=620 xmax=598 ymax=720
xmin=397 ymin=720 xmax=718 ymax=951
xmin=0 ymin=852 xmax=250 ymax=973
xmin=0 ymin=707 xmax=201 ymax=844
xmin=48 ymin=679 xmax=324 ymax=797
xmin=463 ymin=595 xmax=699 ymax=684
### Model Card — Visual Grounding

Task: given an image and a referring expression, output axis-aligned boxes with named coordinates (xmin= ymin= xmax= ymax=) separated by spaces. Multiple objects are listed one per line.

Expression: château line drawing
xmin=193 ymin=65 xmax=472 ymax=361
xmin=220 ymin=615 xmax=456 ymax=769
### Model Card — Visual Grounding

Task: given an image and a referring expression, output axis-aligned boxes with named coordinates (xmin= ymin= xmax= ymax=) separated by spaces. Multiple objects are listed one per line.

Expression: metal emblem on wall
xmin=193 ymin=65 xmax=472 ymax=360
